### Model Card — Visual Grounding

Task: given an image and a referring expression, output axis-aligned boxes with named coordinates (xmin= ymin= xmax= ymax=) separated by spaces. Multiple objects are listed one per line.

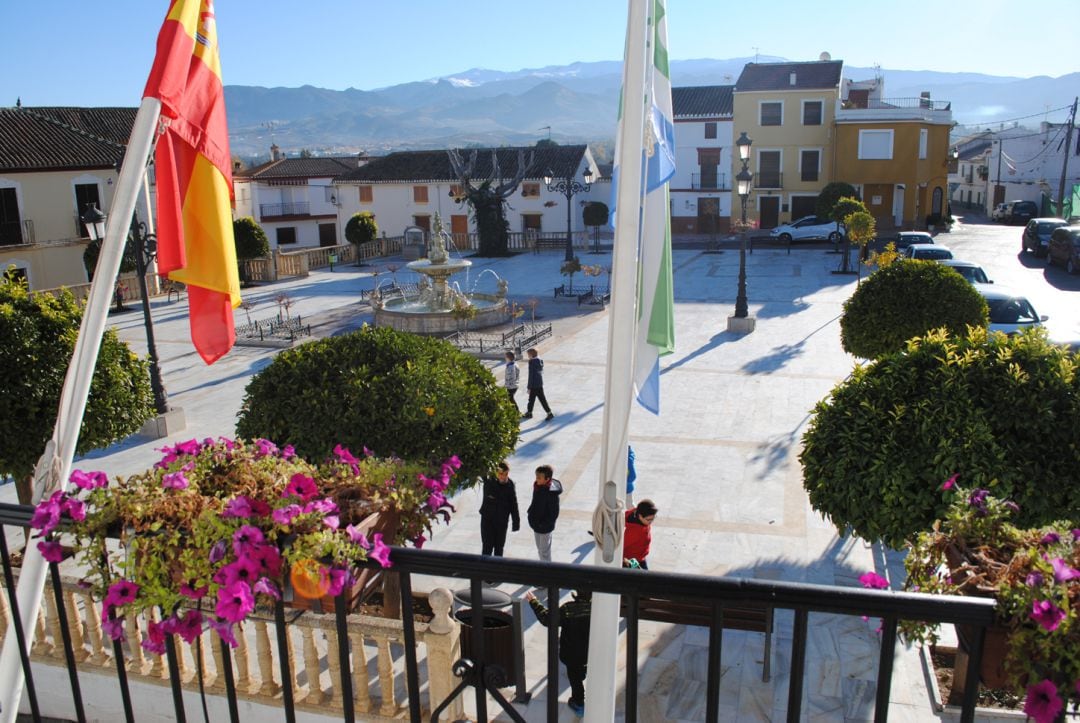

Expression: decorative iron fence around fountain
xmin=444 ymin=322 xmax=552 ymax=357
xmin=235 ymin=314 xmax=311 ymax=346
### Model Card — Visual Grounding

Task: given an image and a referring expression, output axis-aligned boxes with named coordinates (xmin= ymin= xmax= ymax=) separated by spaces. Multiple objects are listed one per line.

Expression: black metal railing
xmin=691 ymin=172 xmax=728 ymax=190
xmin=259 ymin=202 xmax=311 ymax=218
xmin=0 ymin=502 xmax=997 ymax=723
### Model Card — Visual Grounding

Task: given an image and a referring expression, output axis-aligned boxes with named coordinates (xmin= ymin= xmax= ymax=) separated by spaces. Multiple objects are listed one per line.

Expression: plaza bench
xmin=532 ymin=236 xmax=565 ymax=253
xmin=621 ymin=595 xmax=774 ymax=681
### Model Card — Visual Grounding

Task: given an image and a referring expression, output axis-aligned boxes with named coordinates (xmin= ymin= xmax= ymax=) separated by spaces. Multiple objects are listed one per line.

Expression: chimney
xmin=789 ymin=72 xmax=797 ymax=86
xmin=270 ymin=143 xmax=282 ymax=161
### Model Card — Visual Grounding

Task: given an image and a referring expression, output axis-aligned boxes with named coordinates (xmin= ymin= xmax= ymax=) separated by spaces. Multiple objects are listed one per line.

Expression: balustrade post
xmin=234 ymin=626 xmax=252 ymax=693
xmin=44 ymin=592 xmax=63 ymax=660
xmin=255 ymin=620 xmax=278 ymax=695
xmin=63 ymin=591 xmax=87 ymax=662
xmin=349 ymin=631 xmax=372 ymax=714
xmin=300 ymin=627 xmax=322 ymax=702
xmin=82 ymin=592 xmax=107 ymax=665
xmin=324 ymin=626 xmax=344 ymax=711
xmin=424 ymin=588 xmax=462 ymax=721
xmin=375 ymin=636 xmax=396 ymax=717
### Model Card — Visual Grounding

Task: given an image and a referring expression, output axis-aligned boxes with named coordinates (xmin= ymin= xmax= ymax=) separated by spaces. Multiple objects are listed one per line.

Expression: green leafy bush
xmin=840 ymin=260 xmax=988 ymax=359
xmin=232 ymin=217 xmax=269 ymax=261
xmin=345 ymin=212 xmax=378 ymax=248
xmin=0 ymin=274 xmax=153 ymax=503
xmin=800 ymin=327 xmax=1080 ymax=548
xmin=235 ymin=326 xmax=519 ymax=492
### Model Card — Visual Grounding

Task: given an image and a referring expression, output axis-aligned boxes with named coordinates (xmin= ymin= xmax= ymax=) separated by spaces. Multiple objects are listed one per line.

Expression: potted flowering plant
xmin=30 ymin=437 xmax=459 ymax=651
xmin=901 ymin=476 xmax=1079 ymax=722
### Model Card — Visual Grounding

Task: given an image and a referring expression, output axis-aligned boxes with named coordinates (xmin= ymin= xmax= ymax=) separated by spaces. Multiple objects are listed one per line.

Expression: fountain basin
xmin=373 ymin=293 xmax=509 ymax=334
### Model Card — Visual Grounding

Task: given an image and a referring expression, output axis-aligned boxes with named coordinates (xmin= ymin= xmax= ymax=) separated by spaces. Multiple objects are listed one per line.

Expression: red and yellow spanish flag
xmin=144 ymin=0 xmax=239 ymax=364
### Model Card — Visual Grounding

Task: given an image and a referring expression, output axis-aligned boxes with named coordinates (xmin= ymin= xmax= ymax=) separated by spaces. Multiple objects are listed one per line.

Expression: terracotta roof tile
xmin=236 ymin=156 xmax=358 ymax=180
xmin=672 ymin=85 xmax=733 ymax=118
xmin=0 ymin=106 xmax=136 ymax=172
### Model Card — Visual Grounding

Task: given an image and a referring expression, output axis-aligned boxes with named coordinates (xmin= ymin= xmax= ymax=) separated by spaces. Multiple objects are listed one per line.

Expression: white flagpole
xmin=0 ymin=97 xmax=162 ymax=723
xmin=584 ymin=1 xmax=650 ymax=720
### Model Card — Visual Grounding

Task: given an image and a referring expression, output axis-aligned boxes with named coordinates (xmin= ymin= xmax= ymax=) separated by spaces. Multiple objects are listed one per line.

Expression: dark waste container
xmin=453 ymin=587 xmax=516 ymax=687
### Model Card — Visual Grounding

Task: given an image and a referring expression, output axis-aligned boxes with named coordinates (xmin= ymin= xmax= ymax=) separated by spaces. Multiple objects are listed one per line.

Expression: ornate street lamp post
xmin=82 ymin=203 xmax=170 ymax=415
xmin=544 ymin=167 xmax=593 ymax=261
xmin=734 ymin=132 xmax=754 ymax=321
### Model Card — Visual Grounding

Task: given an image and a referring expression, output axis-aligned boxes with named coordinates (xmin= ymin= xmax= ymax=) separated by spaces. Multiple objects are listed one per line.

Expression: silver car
xmin=973 ymin=284 xmax=1047 ymax=335
xmin=904 ymin=244 xmax=953 ymax=260
xmin=938 ymin=259 xmax=991 ymax=284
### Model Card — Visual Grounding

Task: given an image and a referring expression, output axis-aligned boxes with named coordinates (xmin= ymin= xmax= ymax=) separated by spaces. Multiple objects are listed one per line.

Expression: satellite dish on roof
xmin=819 ymin=52 xmax=832 ymax=61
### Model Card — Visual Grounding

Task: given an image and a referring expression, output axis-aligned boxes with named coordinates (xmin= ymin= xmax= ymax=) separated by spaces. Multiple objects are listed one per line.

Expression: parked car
xmin=1022 ymin=218 xmax=1067 ymax=256
xmin=769 ymin=216 xmax=844 ymax=243
xmin=991 ymin=203 xmax=1010 ymax=222
xmin=894 ymin=231 xmax=934 ymax=250
xmin=1006 ymin=200 xmax=1039 ymax=225
xmin=904 ymin=244 xmax=954 ymax=260
xmin=938 ymin=259 xmax=991 ymax=284
xmin=973 ymin=284 xmax=1047 ymax=335
xmin=1046 ymin=225 xmax=1080 ymax=273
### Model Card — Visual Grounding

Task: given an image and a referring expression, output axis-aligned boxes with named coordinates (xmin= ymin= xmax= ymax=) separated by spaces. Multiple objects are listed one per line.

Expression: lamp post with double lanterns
xmin=544 ymin=166 xmax=593 ymax=261
xmin=728 ymin=132 xmax=757 ymax=333
xmin=81 ymin=203 xmax=170 ymax=415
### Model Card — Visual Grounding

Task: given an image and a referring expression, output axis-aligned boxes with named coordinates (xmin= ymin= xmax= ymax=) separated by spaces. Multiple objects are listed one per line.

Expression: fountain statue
xmin=371 ymin=213 xmax=510 ymax=334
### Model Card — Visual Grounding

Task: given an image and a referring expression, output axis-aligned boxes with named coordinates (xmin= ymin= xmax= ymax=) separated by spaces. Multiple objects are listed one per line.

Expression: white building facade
xmin=669 ymin=85 xmax=733 ymax=234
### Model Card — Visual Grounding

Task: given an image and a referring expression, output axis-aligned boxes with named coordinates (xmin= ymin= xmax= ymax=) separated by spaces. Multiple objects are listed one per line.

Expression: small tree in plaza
xmin=801 ymin=327 xmax=1080 ymax=548
xmin=840 ymin=259 xmax=987 ymax=359
xmin=235 ymin=326 xmax=519 ymax=492
xmin=0 ymin=273 xmax=154 ymax=505
xmin=583 ymin=201 xmax=609 ymax=251
xmin=844 ymin=208 xmax=877 ymax=280
xmin=233 ymin=216 xmax=269 ymax=283
xmin=345 ymin=212 xmax=379 ymax=263
xmin=447 ymin=148 xmax=533 ymax=257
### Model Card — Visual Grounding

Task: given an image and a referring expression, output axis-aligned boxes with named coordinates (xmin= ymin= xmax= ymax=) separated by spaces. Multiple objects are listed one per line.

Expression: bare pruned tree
xmin=448 ymin=148 xmax=534 ymax=256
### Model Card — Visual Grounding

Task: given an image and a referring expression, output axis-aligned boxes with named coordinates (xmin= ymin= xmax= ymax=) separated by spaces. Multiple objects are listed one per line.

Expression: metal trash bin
xmin=453 ymin=588 xmax=516 ymax=687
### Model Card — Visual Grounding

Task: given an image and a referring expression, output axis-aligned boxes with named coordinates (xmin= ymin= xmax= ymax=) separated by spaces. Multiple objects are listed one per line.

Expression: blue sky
xmin=3 ymin=0 xmax=1074 ymax=107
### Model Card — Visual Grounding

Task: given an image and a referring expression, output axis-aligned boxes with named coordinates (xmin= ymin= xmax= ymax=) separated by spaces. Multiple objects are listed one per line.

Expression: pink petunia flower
xmin=251 ymin=545 xmax=283 ymax=578
xmin=272 ymin=504 xmax=302 ymax=526
xmin=104 ymin=579 xmax=140 ymax=609
xmin=70 ymin=469 xmax=108 ymax=490
xmin=444 ymin=455 xmax=462 ymax=471
xmin=253 ymin=577 xmax=281 ymax=600
xmin=1050 ymin=557 xmax=1080 ymax=583
xmin=142 ymin=619 xmax=167 ymax=655
xmin=162 ymin=470 xmax=189 ymax=490
xmin=1030 ymin=600 xmax=1066 ymax=632
xmin=30 ymin=493 xmax=63 ymax=535
xmin=303 ymin=498 xmax=338 ymax=515
xmin=222 ymin=496 xmax=255 ymax=519
xmin=323 ymin=515 xmax=340 ymax=530
xmin=370 ymin=533 xmax=393 ymax=568
xmin=322 ymin=567 xmax=349 ymax=597
xmin=412 ymin=534 xmax=427 ymax=549
xmin=280 ymin=444 xmax=296 ymax=459
xmin=362 ymin=446 xmax=373 ymax=458
xmin=171 ymin=610 xmax=204 ymax=644
xmin=214 ymin=558 xmax=261 ymax=588
xmin=101 ymin=617 xmax=125 ymax=642
xmin=176 ymin=439 xmax=201 ymax=456
xmin=37 ymin=540 xmax=64 ymax=563
xmin=215 ymin=581 xmax=255 ymax=624
xmin=1041 ymin=532 xmax=1061 ymax=545
xmin=858 ymin=571 xmax=889 ymax=590
xmin=1026 ymin=572 xmax=1045 ymax=588
xmin=232 ymin=525 xmax=265 ymax=554
xmin=283 ymin=473 xmax=318 ymax=501
xmin=1023 ymin=679 xmax=1063 ymax=723
xmin=941 ymin=473 xmax=958 ymax=491
xmin=427 ymin=492 xmax=446 ymax=511
xmin=254 ymin=438 xmax=278 ymax=457
xmin=345 ymin=524 xmax=369 ymax=548
xmin=209 ymin=539 xmax=227 ymax=563
xmin=208 ymin=618 xmax=238 ymax=648
xmin=179 ymin=582 xmax=208 ymax=600
xmin=62 ymin=497 xmax=86 ymax=522
xmin=333 ymin=444 xmax=360 ymax=465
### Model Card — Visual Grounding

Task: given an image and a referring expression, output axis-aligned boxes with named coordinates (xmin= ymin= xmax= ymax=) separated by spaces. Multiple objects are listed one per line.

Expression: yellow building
xmin=730 ymin=59 xmax=843 ymax=229
xmin=832 ymin=79 xmax=954 ymax=230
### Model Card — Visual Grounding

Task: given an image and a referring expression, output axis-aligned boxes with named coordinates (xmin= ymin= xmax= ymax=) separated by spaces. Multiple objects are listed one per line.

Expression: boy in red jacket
xmin=622 ymin=499 xmax=657 ymax=569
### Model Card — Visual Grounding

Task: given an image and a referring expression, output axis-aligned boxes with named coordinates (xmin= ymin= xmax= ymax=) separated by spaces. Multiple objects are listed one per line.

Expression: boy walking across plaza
xmin=525 ymin=588 xmax=592 ymax=717
xmin=522 ymin=347 xmax=554 ymax=421
xmin=526 ymin=464 xmax=562 ymax=561
xmin=503 ymin=351 xmax=520 ymax=412
xmin=479 ymin=461 xmax=520 ymax=557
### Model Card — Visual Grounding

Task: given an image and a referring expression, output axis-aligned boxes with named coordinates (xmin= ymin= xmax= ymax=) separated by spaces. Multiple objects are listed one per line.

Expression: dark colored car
xmin=938 ymin=259 xmax=991 ymax=284
xmin=1046 ymin=226 xmax=1080 ymax=274
xmin=1006 ymin=200 xmax=1039 ymax=225
xmin=894 ymin=231 xmax=934 ymax=250
xmin=1022 ymin=218 xmax=1067 ymax=256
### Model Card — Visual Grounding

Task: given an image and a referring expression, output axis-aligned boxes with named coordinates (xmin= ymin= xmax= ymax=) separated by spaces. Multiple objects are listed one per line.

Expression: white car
xmin=904 ymin=244 xmax=953 ymax=260
xmin=991 ymin=203 xmax=1010 ymax=222
xmin=973 ymin=284 xmax=1047 ymax=335
xmin=769 ymin=216 xmax=844 ymax=243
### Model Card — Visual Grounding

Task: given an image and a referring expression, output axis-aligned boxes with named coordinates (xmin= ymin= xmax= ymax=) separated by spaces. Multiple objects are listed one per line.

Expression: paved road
xmin=933 ymin=215 xmax=1080 ymax=342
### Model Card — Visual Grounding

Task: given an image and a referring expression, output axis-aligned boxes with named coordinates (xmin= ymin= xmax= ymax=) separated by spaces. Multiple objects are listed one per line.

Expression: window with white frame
xmin=802 ymin=101 xmax=823 ymax=126
xmin=800 ymin=149 xmax=820 ymax=182
xmin=759 ymin=101 xmax=783 ymax=126
xmin=919 ymin=129 xmax=928 ymax=159
xmin=858 ymin=129 xmax=894 ymax=160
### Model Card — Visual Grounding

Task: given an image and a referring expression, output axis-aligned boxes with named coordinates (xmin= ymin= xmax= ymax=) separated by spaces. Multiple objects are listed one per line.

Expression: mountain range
xmin=224 ymin=56 xmax=1080 ymax=161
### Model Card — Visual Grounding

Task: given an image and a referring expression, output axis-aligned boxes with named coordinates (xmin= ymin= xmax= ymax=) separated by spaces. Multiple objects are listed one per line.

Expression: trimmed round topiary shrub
xmin=840 ymin=260 xmax=988 ymax=359
xmin=800 ymin=327 xmax=1080 ymax=548
xmin=235 ymin=326 xmax=519 ymax=493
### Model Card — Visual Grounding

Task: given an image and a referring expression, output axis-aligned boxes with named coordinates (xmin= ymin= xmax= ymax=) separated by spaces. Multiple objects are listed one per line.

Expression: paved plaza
xmin=5 ymin=241 xmax=947 ymax=721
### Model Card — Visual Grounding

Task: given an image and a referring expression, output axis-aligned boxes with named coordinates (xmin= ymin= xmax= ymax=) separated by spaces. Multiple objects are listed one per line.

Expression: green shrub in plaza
xmin=840 ymin=259 xmax=988 ymax=359
xmin=800 ymin=327 xmax=1080 ymax=548
xmin=0 ymin=272 xmax=154 ymax=504
xmin=235 ymin=326 xmax=519 ymax=492
xmin=345 ymin=212 xmax=379 ymax=258
xmin=233 ymin=217 xmax=269 ymax=261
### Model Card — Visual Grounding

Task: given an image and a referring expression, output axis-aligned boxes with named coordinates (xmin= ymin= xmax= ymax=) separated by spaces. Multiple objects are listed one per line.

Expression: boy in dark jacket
xmin=522 ymin=347 xmax=554 ymax=421
xmin=526 ymin=588 xmax=592 ymax=717
xmin=479 ymin=461 xmax=520 ymax=557
xmin=526 ymin=464 xmax=562 ymax=561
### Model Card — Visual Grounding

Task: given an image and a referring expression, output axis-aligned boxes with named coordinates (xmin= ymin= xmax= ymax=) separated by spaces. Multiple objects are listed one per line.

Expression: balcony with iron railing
xmin=0 ymin=501 xmax=998 ymax=723
xmin=259 ymin=202 xmax=311 ymax=219
xmin=836 ymin=97 xmax=953 ymax=124
xmin=690 ymin=172 xmax=728 ymax=191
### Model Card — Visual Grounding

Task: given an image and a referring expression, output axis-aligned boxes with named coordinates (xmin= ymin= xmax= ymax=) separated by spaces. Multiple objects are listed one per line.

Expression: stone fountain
xmin=372 ymin=214 xmax=509 ymax=334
